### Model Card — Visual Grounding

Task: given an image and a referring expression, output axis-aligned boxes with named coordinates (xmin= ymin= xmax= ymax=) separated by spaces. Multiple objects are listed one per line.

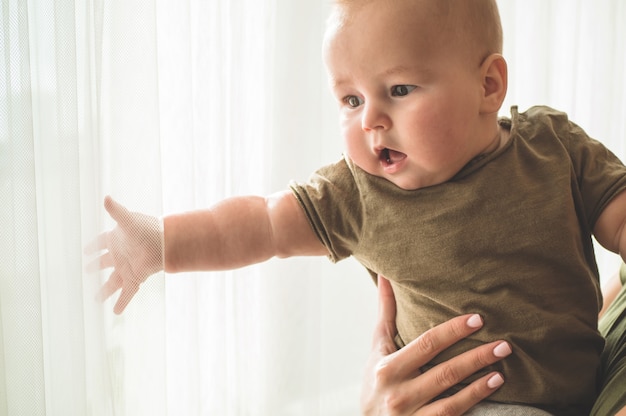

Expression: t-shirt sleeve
xmin=289 ymin=158 xmax=363 ymax=263
xmin=551 ymin=112 xmax=626 ymax=228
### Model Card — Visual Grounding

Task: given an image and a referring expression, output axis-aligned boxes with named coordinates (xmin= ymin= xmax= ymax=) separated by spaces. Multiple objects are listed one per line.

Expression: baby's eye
xmin=344 ymin=95 xmax=364 ymax=108
xmin=391 ymin=85 xmax=416 ymax=97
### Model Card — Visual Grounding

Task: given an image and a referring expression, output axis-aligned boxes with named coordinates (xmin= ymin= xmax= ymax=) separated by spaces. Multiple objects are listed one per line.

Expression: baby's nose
xmin=361 ymin=102 xmax=391 ymax=131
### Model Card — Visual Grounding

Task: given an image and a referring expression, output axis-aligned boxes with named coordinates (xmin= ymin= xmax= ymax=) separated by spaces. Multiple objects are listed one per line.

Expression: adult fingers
xmin=373 ymin=275 xmax=399 ymax=352
xmin=391 ymin=314 xmax=485 ymax=380
xmin=399 ymin=341 xmax=511 ymax=414
xmin=417 ymin=371 xmax=505 ymax=416
xmin=444 ymin=340 xmax=512 ymax=382
xmin=404 ymin=340 xmax=511 ymax=404
xmin=378 ymin=340 xmax=510 ymax=415
xmin=377 ymin=275 xmax=397 ymax=325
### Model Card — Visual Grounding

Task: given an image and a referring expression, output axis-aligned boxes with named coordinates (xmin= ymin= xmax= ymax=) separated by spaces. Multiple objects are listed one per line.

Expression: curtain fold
xmin=1 ymin=1 xmax=625 ymax=415
xmin=2 ymin=1 xmax=55 ymax=415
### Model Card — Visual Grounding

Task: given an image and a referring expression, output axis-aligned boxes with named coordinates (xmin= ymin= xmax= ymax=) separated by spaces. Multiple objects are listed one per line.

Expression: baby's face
xmin=324 ymin=1 xmax=496 ymax=190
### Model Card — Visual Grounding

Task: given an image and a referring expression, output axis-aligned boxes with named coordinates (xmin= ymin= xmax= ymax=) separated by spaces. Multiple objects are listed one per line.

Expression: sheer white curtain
xmin=1 ymin=1 xmax=625 ymax=415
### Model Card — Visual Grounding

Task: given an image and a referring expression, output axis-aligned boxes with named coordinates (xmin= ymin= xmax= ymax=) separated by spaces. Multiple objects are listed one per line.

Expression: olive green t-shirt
xmin=291 ymin=106 xmax=626 ymax=414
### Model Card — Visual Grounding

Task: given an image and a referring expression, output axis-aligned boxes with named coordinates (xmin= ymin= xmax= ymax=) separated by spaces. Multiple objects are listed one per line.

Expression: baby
xmin=88 ymin=1 xmax=626 ymax=414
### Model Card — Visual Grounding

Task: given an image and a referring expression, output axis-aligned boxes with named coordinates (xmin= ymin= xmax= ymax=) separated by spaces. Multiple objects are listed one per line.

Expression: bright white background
xmin=1 ymin=1 xmax=625 ymax=415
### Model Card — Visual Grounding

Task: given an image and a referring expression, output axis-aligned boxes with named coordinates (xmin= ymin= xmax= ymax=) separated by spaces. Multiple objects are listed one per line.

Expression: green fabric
xmin=591 ymin=264 xmax=626 ymax=415
xmin=291 ymin=106 xmax=626 ymax=414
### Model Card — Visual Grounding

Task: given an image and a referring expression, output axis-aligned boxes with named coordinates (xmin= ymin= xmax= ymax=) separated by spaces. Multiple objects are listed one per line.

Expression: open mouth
xmin=379 ymin=147 xmax=407 ymax=167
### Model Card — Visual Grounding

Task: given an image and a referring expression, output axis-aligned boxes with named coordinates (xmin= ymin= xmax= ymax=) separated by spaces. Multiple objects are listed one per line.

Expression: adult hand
xmin=361 ymin=275 xmax=512 ymax=416
xmin=85 ymin=196 xmax=164 ymax=314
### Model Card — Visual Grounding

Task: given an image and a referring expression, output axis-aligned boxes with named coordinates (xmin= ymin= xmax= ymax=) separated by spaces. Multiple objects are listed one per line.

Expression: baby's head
xmin=329 ymin=0 xmax=503 ymax=65
xmin=323 ymin=0 xmax=508 ymax=190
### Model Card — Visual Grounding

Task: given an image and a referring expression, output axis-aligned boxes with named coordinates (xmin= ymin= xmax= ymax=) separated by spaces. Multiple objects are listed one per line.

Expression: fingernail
xmin=493 ymin=341 xmax=512 ymax=358
xmin=467 ymin=314 xmax=483 ymax=328
xmin=487 ymin=373 xmax=504 ymax=389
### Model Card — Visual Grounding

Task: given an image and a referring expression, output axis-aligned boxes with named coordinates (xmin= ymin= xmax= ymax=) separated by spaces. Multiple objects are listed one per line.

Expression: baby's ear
xmin=480 ymin=53 xmax=508 ymax=114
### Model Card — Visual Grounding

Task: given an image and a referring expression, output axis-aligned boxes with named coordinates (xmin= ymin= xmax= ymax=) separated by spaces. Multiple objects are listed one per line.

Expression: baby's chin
xmin=387 ymin=171 xmax=456 ymax=191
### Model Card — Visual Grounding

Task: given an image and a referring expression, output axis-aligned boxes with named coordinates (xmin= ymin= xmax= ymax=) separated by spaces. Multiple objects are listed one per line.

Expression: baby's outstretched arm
xmin=86 ymin=191 xmax=326 ymax=314
xmin=163 ymin=190 xmax=327 ymax=272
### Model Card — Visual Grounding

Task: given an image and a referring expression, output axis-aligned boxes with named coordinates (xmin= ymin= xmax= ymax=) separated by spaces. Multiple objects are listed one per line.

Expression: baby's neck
xmin=465 ymin=125 xmax=510 ymax=169
xmin=497 ymin=124 xmax=511 ymax=149
xmin=482 ymin=125 xmax=510 ymax=157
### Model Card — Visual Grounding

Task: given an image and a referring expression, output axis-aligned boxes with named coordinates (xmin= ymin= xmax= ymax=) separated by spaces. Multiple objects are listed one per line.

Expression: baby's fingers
xmin=85 ymin=252 xmax=114 ymax=273
xmin=114 ymin=283 xmax=140 ymax=315
xmin=96 ymin=271 xmax=123 ymax=303
xmin=104 ymin=196 xmax=133 ymax=228
xmin=84 ymin=232 xmax=110 ymax=255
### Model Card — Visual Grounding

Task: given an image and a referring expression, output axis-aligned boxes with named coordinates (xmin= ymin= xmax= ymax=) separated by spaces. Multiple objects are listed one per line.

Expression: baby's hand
xmin=85 ymin=196 xmax=164 ymax=314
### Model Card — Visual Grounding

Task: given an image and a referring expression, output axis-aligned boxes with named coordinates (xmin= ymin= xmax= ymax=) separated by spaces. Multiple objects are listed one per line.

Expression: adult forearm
xmin=163 ymin=196 xmax=275 ymax=273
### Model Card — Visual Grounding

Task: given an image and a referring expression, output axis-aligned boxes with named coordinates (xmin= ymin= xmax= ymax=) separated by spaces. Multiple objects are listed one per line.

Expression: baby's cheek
xmin=343 ymin=141 xmax=371 ymax=171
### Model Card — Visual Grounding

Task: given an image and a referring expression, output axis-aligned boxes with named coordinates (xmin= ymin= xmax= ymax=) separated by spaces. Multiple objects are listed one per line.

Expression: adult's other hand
xmin=361 ymin=275 xmax=512 ymax=416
